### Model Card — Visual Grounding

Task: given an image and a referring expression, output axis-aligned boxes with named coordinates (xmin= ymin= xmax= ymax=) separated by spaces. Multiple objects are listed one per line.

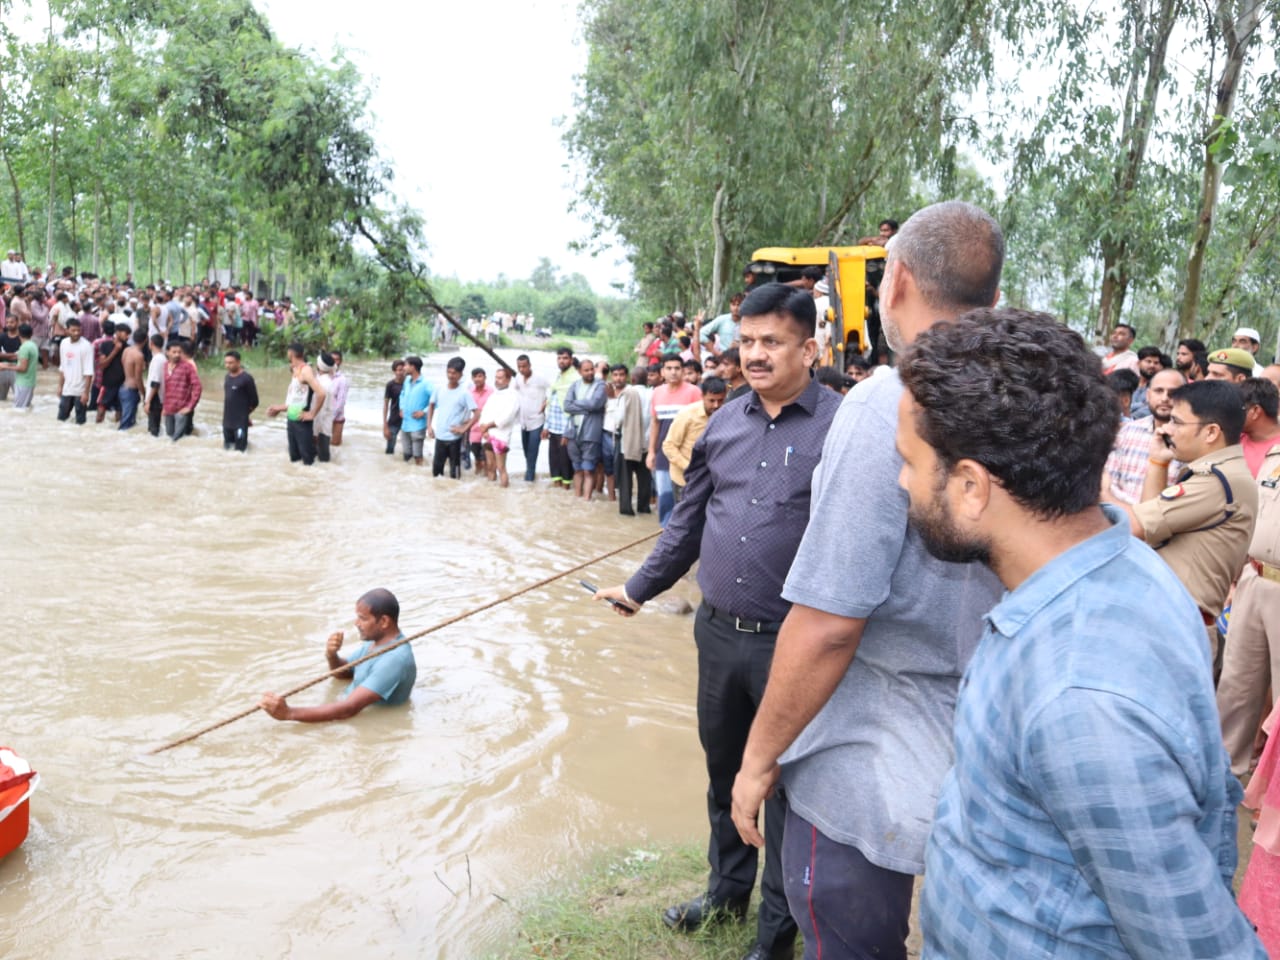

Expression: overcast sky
xmin=260 ymin=0 xmax=631 ymax=294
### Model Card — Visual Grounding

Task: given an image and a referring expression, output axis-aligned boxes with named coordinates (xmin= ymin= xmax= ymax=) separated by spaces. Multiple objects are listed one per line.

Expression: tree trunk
xmin=1177 ymin=0 xmax=1263 ymax=340
xmin=44 ymin=125 xmax=58 ymax=268
xmin=3 ymin=149 xmax=24 ymax=257
xmin=128 ymin=197 xmax=136 ymax=279
xmin=709 ymin=183 xmax=728 ymax=316
xmin=0 ymin=70 xmax=25 ymax=256
xmin=92 ymin=186 xmax=101 ymax=275
xmin=106 ymin=196 xmax=116 ymax=276
xmin=1094 ymin=0 xmax=1180 ymax=339
xmin=70 ymin=188 xmax=78 ymax=271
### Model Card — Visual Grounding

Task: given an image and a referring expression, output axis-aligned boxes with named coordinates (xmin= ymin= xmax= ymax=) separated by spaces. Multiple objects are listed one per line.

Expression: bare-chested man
xmin=119 ymin=328 xmax=147 ymax=430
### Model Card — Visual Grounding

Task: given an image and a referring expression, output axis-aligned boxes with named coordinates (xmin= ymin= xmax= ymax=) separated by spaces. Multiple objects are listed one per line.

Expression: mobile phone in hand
xmin=580 ymin=579 xmax=634 ymax=612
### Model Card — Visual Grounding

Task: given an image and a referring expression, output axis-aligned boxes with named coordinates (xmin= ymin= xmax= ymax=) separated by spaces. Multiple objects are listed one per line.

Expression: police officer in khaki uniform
xmin=1205 ymin=346 xmax=1255 ymax=383
xmin=1216 ymin=436 xmax=1280 ymax=776
xmin=1117 ymin=380 xmax=1257 ymax=664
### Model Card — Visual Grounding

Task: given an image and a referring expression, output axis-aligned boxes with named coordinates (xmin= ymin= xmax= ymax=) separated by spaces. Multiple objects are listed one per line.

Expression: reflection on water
xmin=0 ymin=347 xmax=706 ymax=959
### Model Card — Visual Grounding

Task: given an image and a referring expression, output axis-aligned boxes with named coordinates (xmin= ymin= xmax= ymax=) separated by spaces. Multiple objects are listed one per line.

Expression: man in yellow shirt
xmin=662 ymin=376 xmax=728 ymax=493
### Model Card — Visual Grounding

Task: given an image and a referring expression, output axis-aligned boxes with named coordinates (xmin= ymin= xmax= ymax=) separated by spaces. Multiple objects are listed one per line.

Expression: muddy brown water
xmin=0 ymin=347 xmax=708 ymax=959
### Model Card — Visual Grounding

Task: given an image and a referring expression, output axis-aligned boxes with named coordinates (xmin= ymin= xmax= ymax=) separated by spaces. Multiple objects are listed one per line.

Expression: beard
xmin=908 ymin=495 xmax=991 ymax=565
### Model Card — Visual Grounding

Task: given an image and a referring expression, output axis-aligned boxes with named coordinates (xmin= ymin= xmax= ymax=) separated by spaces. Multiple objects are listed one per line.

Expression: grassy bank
xmin=491 ymin=843 xmax=762 ymax=960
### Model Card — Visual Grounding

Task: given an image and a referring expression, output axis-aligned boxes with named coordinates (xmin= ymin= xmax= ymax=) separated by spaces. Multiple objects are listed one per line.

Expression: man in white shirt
xmin=511 ymin=353 xmax=549 ymax=482
xmin=0 ymin=250 xmax=30 ymax=284
xmin=56 ymin=318 xmax=95 ymax=423
xmin=145 ymin=333 xmax=168 ymax=436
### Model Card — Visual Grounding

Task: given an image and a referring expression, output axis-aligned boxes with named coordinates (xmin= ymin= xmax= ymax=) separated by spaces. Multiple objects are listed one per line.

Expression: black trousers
xmin=432 ymin=437 xmax=462 ymax=478
xmin=57 ymin=395 xmax=87 ymax=424
xmin=385 ymin=426 xmax=400 ymax=455
xmin=615 ymin=446 xmax=652 ymax=515
xmin=547 ymin=432 xmax=573 ymax=483
xmin=286 ymin=419 xmax=316 ymax=465
xmin=316 ymin=433 xmax=331 ymax=463
xmin=223 ymin=424 xmax=248 ymax=452
xmin=694 ymin=602 xmax=796 ymax=952
xmin=148 ymin=393 xmax=163 ymax=436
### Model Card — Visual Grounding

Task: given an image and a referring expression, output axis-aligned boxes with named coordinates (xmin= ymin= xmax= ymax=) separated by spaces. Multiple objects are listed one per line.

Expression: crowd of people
xmin=585 ymin=203 xmax=1278 ymax=960
xmin=6 ymin=214 xmax=1280 ymax=959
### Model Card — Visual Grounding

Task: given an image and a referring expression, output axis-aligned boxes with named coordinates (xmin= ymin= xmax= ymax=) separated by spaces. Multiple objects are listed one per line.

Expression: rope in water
xmin=146 ymin=528 xmax=662 ymax=755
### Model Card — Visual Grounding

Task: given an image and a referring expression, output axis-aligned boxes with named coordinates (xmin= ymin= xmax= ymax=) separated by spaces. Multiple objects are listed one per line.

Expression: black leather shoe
xmin=661 ymin=893 xmax=748 ymax=932
xmin=741 ymin=941 xmax=796 ymax=960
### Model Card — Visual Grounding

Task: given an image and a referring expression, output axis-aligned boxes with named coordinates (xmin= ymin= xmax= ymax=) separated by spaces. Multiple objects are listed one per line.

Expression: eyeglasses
xmin=1168 ymin=416 xmax=1207 ymax=428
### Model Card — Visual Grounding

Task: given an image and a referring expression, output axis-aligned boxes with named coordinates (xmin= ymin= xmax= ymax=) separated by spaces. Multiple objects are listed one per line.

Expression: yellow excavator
xmin=747 ymin=245 xmax=887 ymax=367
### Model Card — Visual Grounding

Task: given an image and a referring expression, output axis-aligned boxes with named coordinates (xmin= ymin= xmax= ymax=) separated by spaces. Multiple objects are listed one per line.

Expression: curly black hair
xmin=900 ymin=308 xmax=1119 ymax=519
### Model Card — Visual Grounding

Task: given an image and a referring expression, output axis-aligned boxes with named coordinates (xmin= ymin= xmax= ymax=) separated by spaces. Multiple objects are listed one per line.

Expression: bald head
xmin=1264 ymin=364 xmax=1280 ymax=391
xmin=889 ymin=200 xmax=1004 ymax=316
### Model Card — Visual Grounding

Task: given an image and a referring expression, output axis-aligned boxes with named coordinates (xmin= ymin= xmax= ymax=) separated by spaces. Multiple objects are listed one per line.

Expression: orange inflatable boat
xmin=0 ymin=747 xmax=38 ymax=859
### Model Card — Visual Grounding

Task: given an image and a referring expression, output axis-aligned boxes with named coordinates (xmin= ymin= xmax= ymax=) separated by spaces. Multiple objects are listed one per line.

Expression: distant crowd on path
xmin=0 ymin=251 xmax=349 ymax=447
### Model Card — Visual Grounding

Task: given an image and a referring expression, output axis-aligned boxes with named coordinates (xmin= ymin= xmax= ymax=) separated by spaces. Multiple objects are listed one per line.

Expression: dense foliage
xmin=567 ymin=0 xmax=1280 ymax=352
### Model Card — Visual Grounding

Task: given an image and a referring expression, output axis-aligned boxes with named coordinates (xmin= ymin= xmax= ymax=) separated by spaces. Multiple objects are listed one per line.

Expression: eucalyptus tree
xmin=567 ymin=0 xmax=1009 ymax=313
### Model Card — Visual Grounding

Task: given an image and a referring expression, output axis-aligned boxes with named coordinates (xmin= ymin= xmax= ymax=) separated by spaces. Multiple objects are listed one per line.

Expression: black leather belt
xmin=703 ymin=601 xmax=784 ymax=634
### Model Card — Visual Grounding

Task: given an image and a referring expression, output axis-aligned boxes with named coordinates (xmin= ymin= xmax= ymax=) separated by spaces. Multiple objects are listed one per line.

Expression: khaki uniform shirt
xmin=1134 ymin=445 xmax=1257 ymax=617
xmin=1248 ymin=446 xmax=1280 ymax=569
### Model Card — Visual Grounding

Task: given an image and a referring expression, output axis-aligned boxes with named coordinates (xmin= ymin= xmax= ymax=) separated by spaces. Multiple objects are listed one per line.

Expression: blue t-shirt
xmin=400 ymin=376 xmax=433 ymax=433
xmin=432 ymin=382 xmax=477 ymax=435
xmin=343 ymin=634 xmax=417 ymax=705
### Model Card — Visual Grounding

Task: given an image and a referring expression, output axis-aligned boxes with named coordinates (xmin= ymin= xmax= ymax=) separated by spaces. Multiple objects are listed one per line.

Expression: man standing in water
xmin=259 ymin=588 xmax=416 ymax=722
xmin=162 ymin=339 xmax=203 ymax=441
xmin=427 ymin=356 xmax=478 ymax=479
xmin=382 ymin=359 xmax=407 ymax=456
xmin=222 ymin=350 xmax=259 ymax=452
xmin=56 ymin=317 xmax=94 ymax=424
xmin=596 ymin=283 xmax=840 ymax=960
xmin=564 ymin=358 xmax=607 ymax=500
xmin=266 ymin=343 xmax=326 ymax=465
xmin=119 ymin=328 xmax=147 ymax=430
xmin=476 ymin=366 xmax=521 ymax=487
xmin=0 ymin=321 xmax=38 ymax=409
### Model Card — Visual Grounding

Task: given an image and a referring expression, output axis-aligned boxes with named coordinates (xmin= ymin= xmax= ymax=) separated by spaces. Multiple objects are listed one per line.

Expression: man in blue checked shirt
xmin=896 ymin=309 xmax=1263 ymax=958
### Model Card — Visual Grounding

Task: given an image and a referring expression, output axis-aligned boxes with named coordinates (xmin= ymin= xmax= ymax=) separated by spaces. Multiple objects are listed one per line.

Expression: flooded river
xmin=0 ymin=347 xmax=708 ymax=958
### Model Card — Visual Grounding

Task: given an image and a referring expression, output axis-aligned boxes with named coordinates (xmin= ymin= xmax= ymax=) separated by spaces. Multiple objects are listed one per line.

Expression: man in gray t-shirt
xmin=729 ymin=201 xmax=1006 ymax=960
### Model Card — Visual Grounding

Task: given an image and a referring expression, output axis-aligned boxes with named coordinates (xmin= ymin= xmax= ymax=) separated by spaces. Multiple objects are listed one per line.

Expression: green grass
xmin=490 ymin=843 xmax=763 ymax=960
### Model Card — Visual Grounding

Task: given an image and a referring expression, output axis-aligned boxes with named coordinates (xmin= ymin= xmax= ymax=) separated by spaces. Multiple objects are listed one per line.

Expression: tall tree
xmin=1176 ymin=0 xmax=1267 ymax=339
xmin=567 ymin=0 xmax=1006 ymax=312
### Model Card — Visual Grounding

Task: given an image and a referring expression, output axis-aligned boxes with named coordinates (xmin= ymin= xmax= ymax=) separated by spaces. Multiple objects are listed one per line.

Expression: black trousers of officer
xmin=694 ymin=601 xmax=797 ymax=952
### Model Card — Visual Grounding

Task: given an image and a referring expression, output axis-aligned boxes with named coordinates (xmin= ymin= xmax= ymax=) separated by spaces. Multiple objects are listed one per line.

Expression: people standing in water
xmin=221 ymin=350 xmax=259 ymax=452
xmin=259 ymin=588 xmax=416 ymax=722
xmin=398 ymin=355 xmax=432 ymax=466
xmin=1 ymin=322 xmax=38 ymax=409
xmin=266 ymin=342 xmax=326 ymax=465
xmin=382 ymin=358 xmax=407 ymax=456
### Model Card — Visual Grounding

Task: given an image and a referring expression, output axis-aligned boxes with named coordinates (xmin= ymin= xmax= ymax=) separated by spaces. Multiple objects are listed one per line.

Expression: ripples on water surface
xmin=0 ymin=349 xmax=705 ymax=958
